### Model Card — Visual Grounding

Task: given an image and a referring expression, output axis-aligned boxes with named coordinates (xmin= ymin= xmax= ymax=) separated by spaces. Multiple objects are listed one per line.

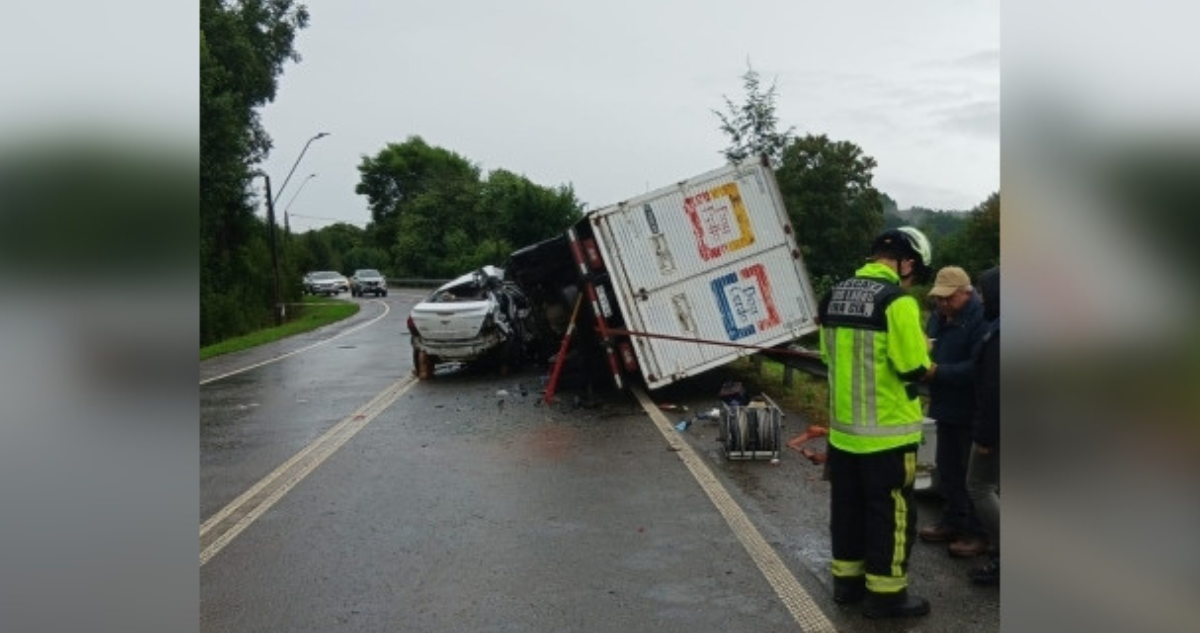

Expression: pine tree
xmin=713 ymin=63 xmax=796 ymax=166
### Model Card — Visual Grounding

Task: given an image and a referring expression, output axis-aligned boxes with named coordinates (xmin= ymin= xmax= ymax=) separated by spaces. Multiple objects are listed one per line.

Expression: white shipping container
xmin=586 ymin=158 xmax=820 ymax=389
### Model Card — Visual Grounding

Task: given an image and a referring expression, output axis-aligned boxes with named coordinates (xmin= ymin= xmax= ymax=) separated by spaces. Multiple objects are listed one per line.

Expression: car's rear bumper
xmin=412 ymin=331 xmax=504 ymax=360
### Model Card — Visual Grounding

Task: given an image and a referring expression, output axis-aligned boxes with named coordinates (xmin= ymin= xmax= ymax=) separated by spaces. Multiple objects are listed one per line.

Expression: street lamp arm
xmin=272 ymin=131 xmax=329 ymax=206
xmin=283 ymin=173 xmax=317 ymax=215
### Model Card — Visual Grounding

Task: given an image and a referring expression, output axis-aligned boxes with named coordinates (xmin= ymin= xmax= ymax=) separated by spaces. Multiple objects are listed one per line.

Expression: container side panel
xmin=585 ymin=158 xmax=820 ymax=390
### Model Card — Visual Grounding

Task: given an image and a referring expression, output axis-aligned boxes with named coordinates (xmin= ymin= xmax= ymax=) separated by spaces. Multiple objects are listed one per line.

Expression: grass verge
xmin=200 ymin=296 xmax=360 ymax=360
xmin=724 ymin=356 xmax=830 ymax=428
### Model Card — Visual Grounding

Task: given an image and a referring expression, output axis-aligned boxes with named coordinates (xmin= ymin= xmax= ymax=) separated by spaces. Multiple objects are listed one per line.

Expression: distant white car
xmin=305 ymin=271 xmax=349 ymax=296
xmin=406 ymin=265 xmax=533 ymax=377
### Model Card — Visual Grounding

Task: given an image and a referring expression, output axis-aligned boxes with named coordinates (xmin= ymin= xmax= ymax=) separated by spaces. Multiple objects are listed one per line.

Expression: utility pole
xmin=260 ymin=173 xmax=285 ymax=326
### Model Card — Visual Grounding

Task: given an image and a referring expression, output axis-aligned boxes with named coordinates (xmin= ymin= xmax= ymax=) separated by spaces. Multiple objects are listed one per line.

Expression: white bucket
xmin=915 ymin=417 xmax=938 ymax=493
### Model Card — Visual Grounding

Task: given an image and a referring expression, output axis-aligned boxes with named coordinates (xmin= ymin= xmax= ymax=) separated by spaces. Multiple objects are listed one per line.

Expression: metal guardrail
xmin=366 ymin=278 xmax=454 ymax=287
xmin=760 ymin=344 xmax=930 ymax=397
xmin=386 ymin=278 xmax=451 ymax=289
xmin=771 ymin=345 xmax=827 ymax=379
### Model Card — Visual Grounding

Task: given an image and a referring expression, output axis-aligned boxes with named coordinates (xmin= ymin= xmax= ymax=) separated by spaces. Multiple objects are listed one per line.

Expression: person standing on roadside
xmin=917 ymin=267 xmax=989 ymax=558
xmin=819 ymin=226 xmax=935 ymax=619
xmin=966 ymin=266 xmax=1000 ymax=584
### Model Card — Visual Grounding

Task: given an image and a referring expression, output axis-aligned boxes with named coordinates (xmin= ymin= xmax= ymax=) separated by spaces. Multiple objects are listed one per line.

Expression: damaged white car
xmin=406 ymin=266 xmax=534 ymax=378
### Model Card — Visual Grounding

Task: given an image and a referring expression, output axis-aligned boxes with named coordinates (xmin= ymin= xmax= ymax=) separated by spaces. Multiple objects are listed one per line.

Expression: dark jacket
xmin=925 ymin=293 xmax=986 ymax=425
xmin=973 ymin=267 xmax=1000 ymax=448
xmin=972 ymin=323 xmax=1000 ymax=448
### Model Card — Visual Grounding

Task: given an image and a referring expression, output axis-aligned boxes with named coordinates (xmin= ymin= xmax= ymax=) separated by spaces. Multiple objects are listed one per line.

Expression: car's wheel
xmin=381 ymin=290 xmax=388 ymax=297
xmin=417 ymin=350 xmax=435 ymax=380
xmin=497 ymin=337 xmax=522 ymax=376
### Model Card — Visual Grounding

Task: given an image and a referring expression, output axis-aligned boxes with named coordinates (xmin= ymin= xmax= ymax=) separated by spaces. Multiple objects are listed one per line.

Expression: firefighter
xmin=819 ymin=226 xmax=934 ymax=618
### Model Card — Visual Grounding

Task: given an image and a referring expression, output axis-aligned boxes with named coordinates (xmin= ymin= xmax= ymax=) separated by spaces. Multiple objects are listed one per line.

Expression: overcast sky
xmin=259 ymin=0 xmax=998 ymax=232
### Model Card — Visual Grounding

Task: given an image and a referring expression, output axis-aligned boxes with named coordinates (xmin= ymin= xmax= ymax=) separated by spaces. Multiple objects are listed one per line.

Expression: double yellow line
xmin=200 ymin=375 xmax=416 ymax=566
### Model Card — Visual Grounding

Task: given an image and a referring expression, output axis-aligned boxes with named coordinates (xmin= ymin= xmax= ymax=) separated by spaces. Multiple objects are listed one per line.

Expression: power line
xmin=288 ymin=213 xmax=368 ymax=229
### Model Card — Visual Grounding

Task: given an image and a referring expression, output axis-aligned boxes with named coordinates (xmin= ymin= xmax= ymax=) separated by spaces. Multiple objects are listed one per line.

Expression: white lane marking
xmin=200 ymin=299 xmax=391 ymax=385
xmin=200 ymin=375 xmax=416 ymax=566
xmin=631 ymin=386 xmax=838 ymax=633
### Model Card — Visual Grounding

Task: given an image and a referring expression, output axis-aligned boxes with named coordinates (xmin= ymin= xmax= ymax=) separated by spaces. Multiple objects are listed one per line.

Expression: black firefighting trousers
xmin=828 ymin=443 xmax=919 ymax=594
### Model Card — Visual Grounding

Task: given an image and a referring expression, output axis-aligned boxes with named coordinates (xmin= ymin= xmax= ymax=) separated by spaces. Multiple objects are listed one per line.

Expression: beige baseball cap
xmin=928 ymin=266 xmax=971 ymax=297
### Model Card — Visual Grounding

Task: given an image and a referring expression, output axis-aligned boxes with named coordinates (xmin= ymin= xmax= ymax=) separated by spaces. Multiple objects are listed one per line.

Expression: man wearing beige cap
xmin=918 ymin=266 xmax=990 ymax=558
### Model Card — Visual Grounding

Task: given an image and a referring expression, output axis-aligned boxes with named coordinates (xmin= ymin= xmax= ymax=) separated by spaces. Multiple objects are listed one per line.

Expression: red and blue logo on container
xmin=710 ymin=263 xmax=781 ymax=341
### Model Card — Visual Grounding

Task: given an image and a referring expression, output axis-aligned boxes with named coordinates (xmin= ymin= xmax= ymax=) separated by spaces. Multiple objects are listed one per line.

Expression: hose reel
xmin=719 ymin=394 xmax=783 ymax=461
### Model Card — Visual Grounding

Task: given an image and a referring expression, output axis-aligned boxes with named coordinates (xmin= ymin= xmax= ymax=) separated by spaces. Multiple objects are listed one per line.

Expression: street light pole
xmin=273 ymin=131 xmax=329 ymax=206
xmin=283 ymin=173 xmax=317 ymax=233
xmin=259 ymin=131 xmax=327 ymax=326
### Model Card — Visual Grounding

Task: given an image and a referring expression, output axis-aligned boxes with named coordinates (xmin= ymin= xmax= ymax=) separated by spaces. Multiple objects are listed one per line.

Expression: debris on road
xmin=786 ymin=424 xmax=829 ymax=465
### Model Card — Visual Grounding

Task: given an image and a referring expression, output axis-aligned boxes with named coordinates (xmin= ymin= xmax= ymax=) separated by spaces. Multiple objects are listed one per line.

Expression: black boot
xmin=862 ymin=589 xmax=930 ymax=618
xmin=832 ymin=576 xmax=865 ymax=604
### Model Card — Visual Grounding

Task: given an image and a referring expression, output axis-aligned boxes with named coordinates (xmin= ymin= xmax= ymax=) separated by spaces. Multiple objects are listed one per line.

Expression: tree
xmin=355 ymin=136 xmax=480 ymax=225
xmin=201 ymin=0 xmax=310 ymax=345
xmin=357 ymin=137 xmax=484 ymax=277
xmin=935 ymin=192 xmax=1000 ymax=278
xmin=880 ymin=192 xmax=900 ymax=218
xmin=342 ymin=245 xmax=391 ymax=273
xmin=356 ymin=138 xmax=584 ymax=278
xmin=479 ymin=168 xmax=584 ymax=248
xmin=775 ymin=134 xmax=885 ymax=287
xmin=713 ymin=63 xmax=796 ymax=166
xmin=289 ymin=230 xmax=333 ymax=274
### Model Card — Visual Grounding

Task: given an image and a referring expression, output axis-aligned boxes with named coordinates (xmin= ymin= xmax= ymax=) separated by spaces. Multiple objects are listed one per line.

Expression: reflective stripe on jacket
xmin=819 ymin=262 xmax=930 ymax=454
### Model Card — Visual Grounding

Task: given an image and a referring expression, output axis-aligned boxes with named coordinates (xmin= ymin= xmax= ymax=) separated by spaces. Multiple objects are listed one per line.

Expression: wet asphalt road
xmin=200 ymin=290 xmax=999 ymax=632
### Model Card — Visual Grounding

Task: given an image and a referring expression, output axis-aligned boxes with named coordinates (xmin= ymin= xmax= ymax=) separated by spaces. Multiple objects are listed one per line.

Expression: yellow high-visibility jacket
xmin=818 ymin=262 xmax=931 ymax=454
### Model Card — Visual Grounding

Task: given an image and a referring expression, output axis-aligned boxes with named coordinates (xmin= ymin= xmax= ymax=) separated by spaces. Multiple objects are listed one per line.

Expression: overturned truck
xmin=507 ymin=156 xmax=821 ymax=392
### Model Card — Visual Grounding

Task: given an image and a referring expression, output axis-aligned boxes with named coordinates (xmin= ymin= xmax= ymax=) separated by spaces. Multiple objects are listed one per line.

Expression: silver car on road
xmin=406 ymin=266 xmax=533 ymax=378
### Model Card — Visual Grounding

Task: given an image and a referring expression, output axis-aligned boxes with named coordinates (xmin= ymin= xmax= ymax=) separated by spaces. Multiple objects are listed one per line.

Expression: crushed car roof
xmin=436 ymin=265 xmax=505 ymax=291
